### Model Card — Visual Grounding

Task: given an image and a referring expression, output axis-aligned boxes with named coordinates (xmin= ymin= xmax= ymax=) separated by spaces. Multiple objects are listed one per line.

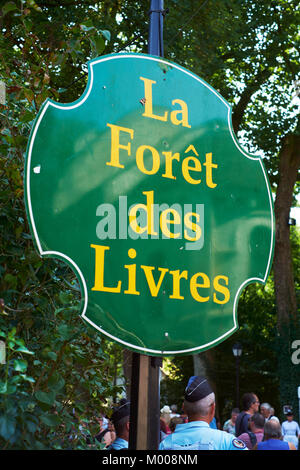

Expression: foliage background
xmin=0 ymin=0 xmax=299 ymax=448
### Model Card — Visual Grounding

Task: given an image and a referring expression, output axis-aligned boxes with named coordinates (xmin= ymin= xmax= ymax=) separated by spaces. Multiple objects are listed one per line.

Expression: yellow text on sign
xmin=106 ymin=123 xmax=218 ymax=187
xmin=90 ymin=244 xmax=230 ymax=305
xmin=140 ymin=76 xmax=191 ymax=128
xmin=128 ymin=190 xmax=201 ymax=241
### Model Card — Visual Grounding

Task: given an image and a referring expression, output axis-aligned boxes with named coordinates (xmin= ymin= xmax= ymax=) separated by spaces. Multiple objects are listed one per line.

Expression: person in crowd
xmin=256 ymin=419 xmax=296 ymax=450
xmin=260 ymin=402 xmax=279 ymax=423
xmin=223 ymin=408 xmax=240 ymax=435
xmin=169 ymin=416 xmax=184 ymax=433
xmin=281 ymin=411 xmax=300 ymax=450
xmin=160 ymin=417 xmax=171 ymax=441
xmin=160 ymin=405 xmax=172 ymax=426
xmin=159 ymin=376 xmax=247 ymax=450
xmin=106 ymin=399 xmax=130 ymax=450
xmin=160 ymin=405 xmax=172 ymax=440
xmin=235 ymin=392 xmax=260 ymax=436
xmin=170 ymin=404 xmax=180 ymax=419
xmin=237 ymin=412 xmax=264 ymax=449
xmin=94 ymin=415 xmax=115 ymax=448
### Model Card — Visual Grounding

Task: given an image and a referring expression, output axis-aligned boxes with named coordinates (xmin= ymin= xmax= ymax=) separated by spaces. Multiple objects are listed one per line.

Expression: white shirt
xmin=282 ymin=420 xmax=300 ymax=449
xmin=266 ymin=415 xmax=279 ymax=423
xmin=282 ymin=420 xmax=300 ymax=437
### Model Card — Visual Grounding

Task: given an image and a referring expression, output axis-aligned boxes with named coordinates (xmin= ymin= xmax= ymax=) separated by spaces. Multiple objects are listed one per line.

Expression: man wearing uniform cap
xmin=159 ymin=376 xmax=247 ymax=450
xmin=106 ymin=399 xmax=130 ymax=450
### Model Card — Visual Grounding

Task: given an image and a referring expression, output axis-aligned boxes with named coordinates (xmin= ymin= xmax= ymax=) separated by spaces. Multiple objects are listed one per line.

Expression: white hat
xmin=160 ymin=405 xmax=171 ymax=414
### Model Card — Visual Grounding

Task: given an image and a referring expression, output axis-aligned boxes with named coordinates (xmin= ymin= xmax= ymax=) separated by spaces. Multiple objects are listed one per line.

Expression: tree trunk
xmin=273 ymin=131 xmax=300 ymax=332
xmin=192 ymin=353 xmax=207 ymax=376
xmin=193 ymin=351 xmax=220 ymax=425
xmin=273 ymin=128 xmax=300 ymax=416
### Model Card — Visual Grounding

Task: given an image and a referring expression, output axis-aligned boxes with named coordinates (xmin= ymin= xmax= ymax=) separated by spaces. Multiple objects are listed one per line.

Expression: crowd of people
xmin=157 ymin=378 xmax=300 ymax=451
xmin=88 ymin=376 xmax=299 ymax=451
xmin=216 ymin=394 xmax=299 ymax=450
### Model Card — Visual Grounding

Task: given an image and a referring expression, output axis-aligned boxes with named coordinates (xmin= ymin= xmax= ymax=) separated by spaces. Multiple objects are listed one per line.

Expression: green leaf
xmin=35 ymin=390 xmax=56 ymax=405
xmin=57 ymin=323 xmax=74 ymax=340
xmin=94 ymin=35 xmax=105 ymax=54
xmin=8 ymin=327 xmax=17 ymax=339
xmin=10 ymin=375 xmax=22 ymax=384
xmin=6 ymin=383 xmax=17 ymax=394
xmin=80 ymin=20 xmax=95 ymax=32
xmin=59 ymin=292 xmax=72 ymax=304
xmin=80 ymin=24 xmax=95 ymax=32
xmin=13 ymin=358 xmax=28 ymax=372
xmin=0 ymin=381 xmax=7 ymax=394
xmin=47 ymin=351 xmax=57 ymax=361
xmin=40 ymin=413 xmax=60 ymax=427
xmin=34 ymin=440 xmax=48 ymax=450
xmin=15 ymin=345 xmax=34 ymax=355
xmin=18 ymin=398 xmax=35 ymax=412
xmin=48 ymin=372 xmax=65 ymax=392
xmin=26 ymin=420 xmax=38 ymax=433
xmin=89 ymin=37 xmax=104 ymax=58
xmin=0 ymin=414 xmax=16 ymax=440
xmin=2 ymin=2 xmax=17 ymax=16
xmin=20 ymin=110 xmax=35 ymax=123
xmin=26 ymin=422 xmax=37 ymax=433
xmin=100 ymin=30 xmax=111 ymax=41
xmin=20 ymin=374 xmax=35 ymax=383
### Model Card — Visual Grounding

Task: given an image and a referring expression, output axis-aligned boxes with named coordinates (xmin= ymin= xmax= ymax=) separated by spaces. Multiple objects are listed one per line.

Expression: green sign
xmin=24 ymin=53 xmax=274 ymax=356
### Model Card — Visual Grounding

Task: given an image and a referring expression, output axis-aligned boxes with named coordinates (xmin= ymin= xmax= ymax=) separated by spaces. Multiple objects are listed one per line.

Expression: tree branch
xmin=232 ymin=67 xmax=273 ymax=134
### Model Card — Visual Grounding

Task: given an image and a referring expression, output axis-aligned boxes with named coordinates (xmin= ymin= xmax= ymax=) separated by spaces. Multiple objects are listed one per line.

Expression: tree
xmin=0 ymin=0 xmax=299 ymax=447
xmin=0 ymin=0 xmax=129 ymax=449
xmin=162 ymin=0 xmax=300 ymax=412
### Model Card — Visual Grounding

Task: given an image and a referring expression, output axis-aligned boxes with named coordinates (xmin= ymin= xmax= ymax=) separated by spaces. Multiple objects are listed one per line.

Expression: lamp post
xmin=232 ymin=343 xmax=242 ymax=408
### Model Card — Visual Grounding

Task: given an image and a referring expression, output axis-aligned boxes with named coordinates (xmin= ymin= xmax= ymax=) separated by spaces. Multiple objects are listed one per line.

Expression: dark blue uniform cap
xmin=184 ymin=376 xmax=213 ymax=402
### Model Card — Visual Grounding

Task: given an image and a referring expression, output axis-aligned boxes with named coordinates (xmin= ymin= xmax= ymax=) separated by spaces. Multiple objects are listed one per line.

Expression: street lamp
xmin=232 ymin=343 xmax=242 ymax=408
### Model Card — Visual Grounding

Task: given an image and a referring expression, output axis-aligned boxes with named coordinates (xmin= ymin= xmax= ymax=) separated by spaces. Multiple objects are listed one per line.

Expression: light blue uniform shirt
xmin=159 ymin=421 xmax=247 ymax=451
xmin=106 ymin=437 xmax=128 ymax=450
